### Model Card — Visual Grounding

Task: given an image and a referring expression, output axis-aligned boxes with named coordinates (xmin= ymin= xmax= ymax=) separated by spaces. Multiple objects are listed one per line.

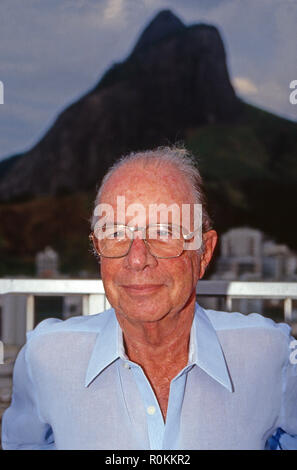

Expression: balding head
xmin=90 ymin=146 xmax=212 ymax=234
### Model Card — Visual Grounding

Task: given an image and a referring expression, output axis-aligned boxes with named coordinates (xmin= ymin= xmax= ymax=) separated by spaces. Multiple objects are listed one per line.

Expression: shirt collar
xmin=85 ymin=310 xmax=120 ymax=387
xmin=191 ymin=303 xmax=233 ymax=392
xmin=85 ymin=303 xmax=233 ymax=392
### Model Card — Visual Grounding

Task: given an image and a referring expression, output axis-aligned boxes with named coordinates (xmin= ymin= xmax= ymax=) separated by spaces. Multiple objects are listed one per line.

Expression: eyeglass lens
xmin=94 ymin=225 xmax=184 ymax=258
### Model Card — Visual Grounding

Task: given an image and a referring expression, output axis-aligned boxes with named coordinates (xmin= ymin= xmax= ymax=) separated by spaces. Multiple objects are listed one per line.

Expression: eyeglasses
xmin=89 ymin=224 xmax=198 ymax=259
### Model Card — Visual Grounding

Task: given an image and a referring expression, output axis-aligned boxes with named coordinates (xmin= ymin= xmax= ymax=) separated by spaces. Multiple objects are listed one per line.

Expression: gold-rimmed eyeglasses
xmin=89 ymin=223 xmax=199 ymax=259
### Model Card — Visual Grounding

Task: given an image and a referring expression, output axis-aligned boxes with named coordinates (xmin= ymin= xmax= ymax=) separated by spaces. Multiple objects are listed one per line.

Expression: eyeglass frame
xmin=89 ymin=223 xmax=200 ymax=259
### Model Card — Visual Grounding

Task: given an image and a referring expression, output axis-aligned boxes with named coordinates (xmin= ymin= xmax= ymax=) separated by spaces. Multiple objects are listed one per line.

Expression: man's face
xmin=97 ymin=162 xmax=216 ymax=324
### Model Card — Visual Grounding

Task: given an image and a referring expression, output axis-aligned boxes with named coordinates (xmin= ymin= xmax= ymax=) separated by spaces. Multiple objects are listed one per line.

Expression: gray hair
xmin=90 ymin=145 xmax=213 ymax=235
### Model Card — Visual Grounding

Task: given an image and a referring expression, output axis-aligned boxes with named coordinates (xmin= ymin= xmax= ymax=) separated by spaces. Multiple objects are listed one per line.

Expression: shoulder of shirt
xmin=202 ymin=307 xmax=292 ymax=339
xmin=26 ymin=306 xmax=292 ymax=342
xmin=26 ymin=308 xmax=115 ymax=342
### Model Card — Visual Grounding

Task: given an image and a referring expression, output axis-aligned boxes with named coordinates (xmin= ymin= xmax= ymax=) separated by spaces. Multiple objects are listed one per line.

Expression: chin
xmin=117 ymin=299 xmax=170 ymax=323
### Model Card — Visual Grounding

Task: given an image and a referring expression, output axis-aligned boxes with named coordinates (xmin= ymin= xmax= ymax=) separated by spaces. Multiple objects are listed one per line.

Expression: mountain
xmin=0 ymin=9 xmax=296 ymax=276
xmin=0 ymin=9 xmax=242 ymax=201
xmin=131 ymin=9 xmax=186 ymax=54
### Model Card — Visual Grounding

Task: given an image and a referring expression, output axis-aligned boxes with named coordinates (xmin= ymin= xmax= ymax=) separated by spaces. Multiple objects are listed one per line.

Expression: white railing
xmin=0 ymin=279 xmax=297 ymax=332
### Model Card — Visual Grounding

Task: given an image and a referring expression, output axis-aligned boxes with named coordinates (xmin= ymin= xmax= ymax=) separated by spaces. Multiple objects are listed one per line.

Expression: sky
xmin=0 ymin=0 xmax=296 ymax=162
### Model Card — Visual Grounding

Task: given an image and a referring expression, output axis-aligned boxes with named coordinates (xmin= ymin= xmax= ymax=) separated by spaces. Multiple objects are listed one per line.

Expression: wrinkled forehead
xmin=96 ymin=162 xmax=199 ymax=229
xmin=99 ymin=162 xmax=195 ymax=207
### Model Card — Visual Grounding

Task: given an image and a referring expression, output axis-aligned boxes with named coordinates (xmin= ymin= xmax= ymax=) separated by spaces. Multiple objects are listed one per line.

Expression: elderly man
xmin=2 ymin=146 xmax=297 ymax=450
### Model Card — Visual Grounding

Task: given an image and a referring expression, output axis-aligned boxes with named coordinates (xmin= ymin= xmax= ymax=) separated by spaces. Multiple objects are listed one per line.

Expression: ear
xmin=199 ymin=230 xmax=218 ymax=279
xmin=90 ymin=233 xmax=102 ymax=262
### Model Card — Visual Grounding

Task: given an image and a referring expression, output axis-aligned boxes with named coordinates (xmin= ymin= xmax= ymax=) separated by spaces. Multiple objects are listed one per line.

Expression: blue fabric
xmin=2 ymin=303 xmax=297 ymax=450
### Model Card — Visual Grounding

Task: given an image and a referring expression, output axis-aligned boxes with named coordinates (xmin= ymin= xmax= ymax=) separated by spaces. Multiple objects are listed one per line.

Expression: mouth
xmin=121 ymin=284 xmax=164 ymax=295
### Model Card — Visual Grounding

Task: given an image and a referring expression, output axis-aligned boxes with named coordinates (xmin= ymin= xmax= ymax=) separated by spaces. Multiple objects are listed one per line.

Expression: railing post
xmin=26 ymin=295 xmax=35 ymax=332
xmin=88 ymin=294 xmax=105 ymax=315
xmin=82 ymin=294 xmax=109 ymax=315
xmin=226 ymin=296 xmax=232 ymax=312
xmin=82 ymin=295 xmax=90 ymax=316
xmin=284 ymin=298 xmax=293 ymax=323
xmin=104 ymin=296 xmax=111 ymax=310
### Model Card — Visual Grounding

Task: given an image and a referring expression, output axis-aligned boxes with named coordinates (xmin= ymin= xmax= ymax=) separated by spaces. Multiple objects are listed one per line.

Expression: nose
xmin=124 ymin=235 xmax=157 ymax=271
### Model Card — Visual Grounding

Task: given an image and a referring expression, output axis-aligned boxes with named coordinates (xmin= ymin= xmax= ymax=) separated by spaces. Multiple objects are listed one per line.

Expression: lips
xmin=121 ymin=284 xmax=163 ymax=294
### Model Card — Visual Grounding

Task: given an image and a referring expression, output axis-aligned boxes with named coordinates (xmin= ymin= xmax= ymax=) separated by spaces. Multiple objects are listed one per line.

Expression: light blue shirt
xmin=2 ymin=303 xmax=297 ymax=450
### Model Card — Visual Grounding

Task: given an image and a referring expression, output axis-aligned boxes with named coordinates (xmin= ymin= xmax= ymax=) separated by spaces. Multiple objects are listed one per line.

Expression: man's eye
xmin=149 ymin=227 xmax=172 ymax=238
xmin=158 ymin=229 xmax=170 ymax=237
xmin=101 ymin=227 xmax=124 ymax=238
xmin=110 ymin=229 xmax=126 ymax=238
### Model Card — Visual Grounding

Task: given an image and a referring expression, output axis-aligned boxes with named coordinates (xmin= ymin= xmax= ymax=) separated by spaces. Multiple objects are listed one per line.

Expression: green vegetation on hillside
xmin=186 ymin=102 xmax=297 ymax=249
xmin=0 ymin=192 xmax=99 ymax=277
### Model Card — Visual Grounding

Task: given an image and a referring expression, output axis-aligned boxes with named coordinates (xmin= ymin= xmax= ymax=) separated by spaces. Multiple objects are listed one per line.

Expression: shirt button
xmin=123 ymin=362 xmax=130 ymax=369
xmin=147 ymin=406 xmax=156 ymax=415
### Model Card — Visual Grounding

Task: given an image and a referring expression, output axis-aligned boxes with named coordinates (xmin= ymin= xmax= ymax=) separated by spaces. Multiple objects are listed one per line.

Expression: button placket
xmin=131 ymin=365 xmax=165 ymax=450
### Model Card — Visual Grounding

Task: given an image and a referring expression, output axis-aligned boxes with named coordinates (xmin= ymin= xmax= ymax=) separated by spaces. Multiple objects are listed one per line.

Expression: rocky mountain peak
xmin=132 ymin=9 xmax=186 ymax=54
xmin=0 ymin=9 xmax=242 ymax=201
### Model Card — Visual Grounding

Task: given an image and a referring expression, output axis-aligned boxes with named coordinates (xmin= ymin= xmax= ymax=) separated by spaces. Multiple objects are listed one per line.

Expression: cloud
xmin=232 ymin=77 xmax=258 ymax=95
xmin=103 ymin=0 xmax=124 ymax=21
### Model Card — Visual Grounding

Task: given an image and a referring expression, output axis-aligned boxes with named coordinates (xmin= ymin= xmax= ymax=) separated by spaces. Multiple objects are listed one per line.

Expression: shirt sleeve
xmin=1 ymin=341 xmax=55 ymax=450
xmin=265 ymin=333 xmax=297 ymax=450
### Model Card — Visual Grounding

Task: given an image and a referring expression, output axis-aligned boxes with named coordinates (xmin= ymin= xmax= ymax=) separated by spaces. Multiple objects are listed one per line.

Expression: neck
xmin=116 ymin=296 xmax=196 ymax=369
xmin=116 ymin=296 xmax=196 ymax=421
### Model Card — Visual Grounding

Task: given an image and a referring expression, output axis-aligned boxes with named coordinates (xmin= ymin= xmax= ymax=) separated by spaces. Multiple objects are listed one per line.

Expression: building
xmin=204 ymin=227 xmax=297 ymax=316
xmin=213 ymin=227 xmax=297 ymax=282
xmin=36 ymin=246 xmax=59 ymax=278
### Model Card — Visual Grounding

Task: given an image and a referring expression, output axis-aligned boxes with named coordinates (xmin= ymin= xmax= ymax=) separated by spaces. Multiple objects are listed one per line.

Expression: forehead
xmin=99 ymin=161 xmax=195 ymax=207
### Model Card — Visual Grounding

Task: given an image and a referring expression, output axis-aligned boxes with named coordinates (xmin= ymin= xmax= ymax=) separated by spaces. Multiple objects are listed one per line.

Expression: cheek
xmin=167 ymin=252 xmax=200 ymax=293
xmin=100 ymin=260 xmax=120 ymax=294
